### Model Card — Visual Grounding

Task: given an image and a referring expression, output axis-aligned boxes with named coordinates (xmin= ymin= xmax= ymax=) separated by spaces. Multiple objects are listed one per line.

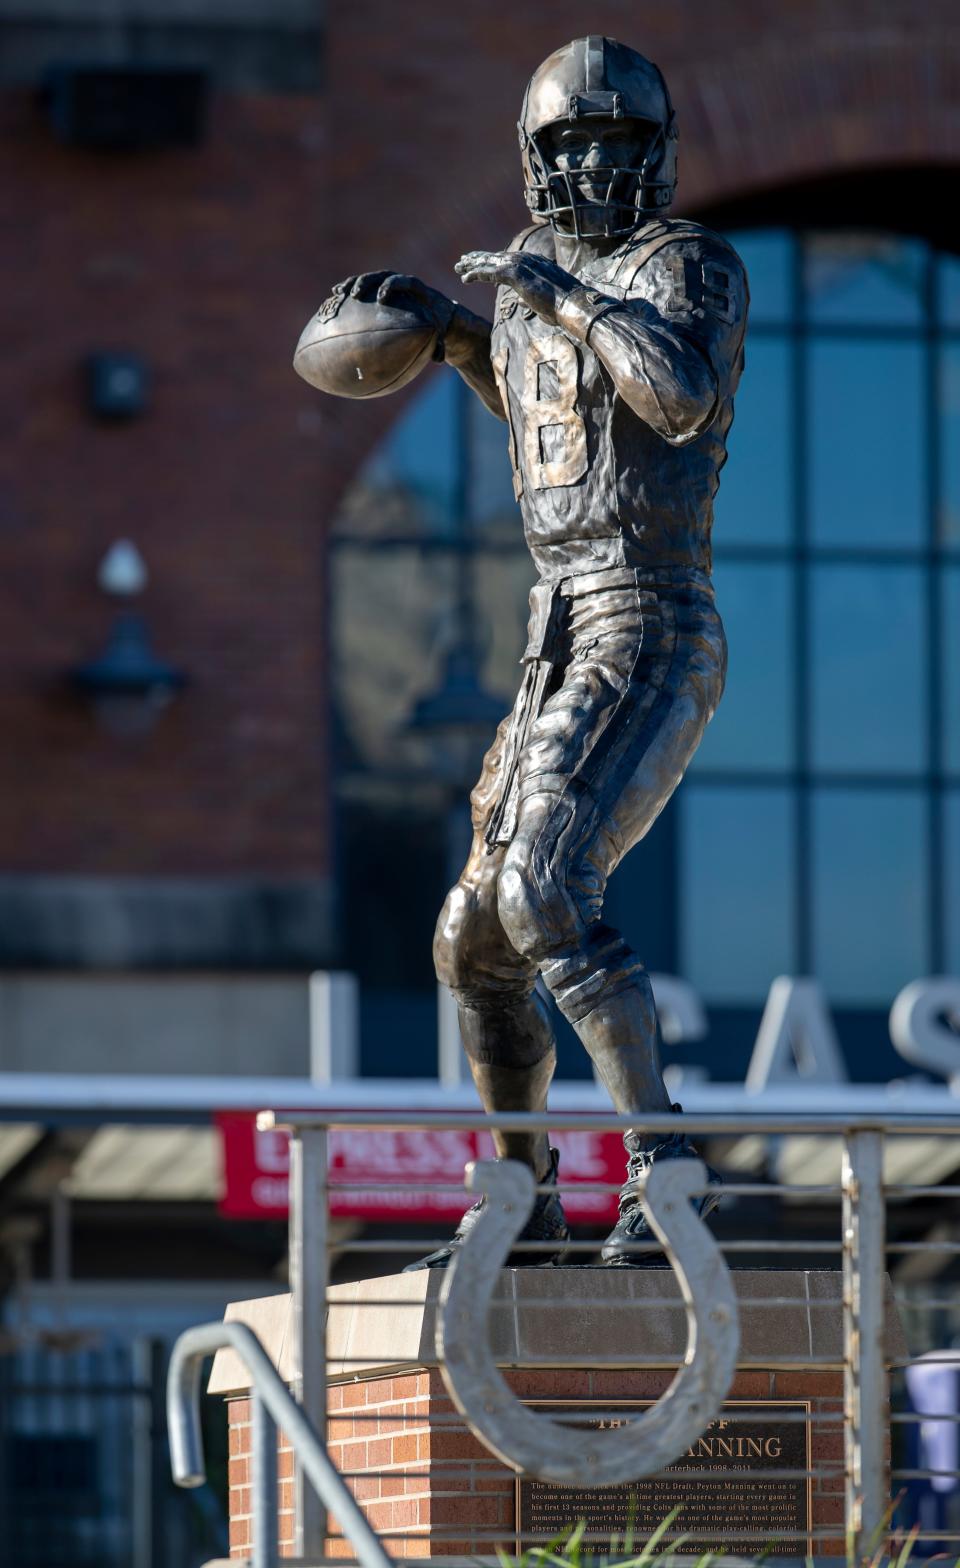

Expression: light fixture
xmin=85 ymin=353 xmax=149 ymax=421
xmin=407 ymin=639 xmax=506 ymax=792
xmin=70 ymin=541 xmax=185 ymax=737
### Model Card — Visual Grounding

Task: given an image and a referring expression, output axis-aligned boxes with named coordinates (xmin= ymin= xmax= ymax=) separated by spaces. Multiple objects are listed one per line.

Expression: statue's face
xmin=539 ymin=116 xmax=656 ymax=237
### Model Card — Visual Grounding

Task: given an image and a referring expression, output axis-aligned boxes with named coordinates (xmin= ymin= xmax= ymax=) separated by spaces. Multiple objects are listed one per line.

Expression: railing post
xmin=289 ymin=1126 xmax=329 ymax=1558
xmin=842 ymin=1128 xmax=886 ymax=1565
xmin=251 ymin=1390 xmax=278 ymax=1568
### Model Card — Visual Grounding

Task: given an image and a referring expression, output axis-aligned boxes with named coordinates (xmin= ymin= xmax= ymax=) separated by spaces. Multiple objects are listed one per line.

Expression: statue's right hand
xmin=325 ymin=271 xmax=386 ymax=302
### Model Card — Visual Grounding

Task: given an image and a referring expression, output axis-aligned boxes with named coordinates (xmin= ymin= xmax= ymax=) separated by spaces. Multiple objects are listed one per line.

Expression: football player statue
xmin=297 ymin=37 xmax=748 ymax=1267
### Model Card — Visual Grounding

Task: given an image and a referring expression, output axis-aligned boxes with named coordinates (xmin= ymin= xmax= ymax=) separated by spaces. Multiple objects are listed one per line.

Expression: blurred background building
xmin=0 ymin=1 xmax=959 ymax=1563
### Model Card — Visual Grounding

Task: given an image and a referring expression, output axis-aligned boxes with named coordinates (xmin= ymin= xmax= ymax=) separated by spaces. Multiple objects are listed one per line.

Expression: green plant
xmin=495 ymin=1505 xmax=714 ymax=1568
xmin=494 ymin=1498 xmax=957 ymax=1568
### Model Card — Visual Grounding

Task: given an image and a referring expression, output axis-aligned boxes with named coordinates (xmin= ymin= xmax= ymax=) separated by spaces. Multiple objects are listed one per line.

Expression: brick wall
xmin=228 ymin=1366 xmax=851 ymax=1558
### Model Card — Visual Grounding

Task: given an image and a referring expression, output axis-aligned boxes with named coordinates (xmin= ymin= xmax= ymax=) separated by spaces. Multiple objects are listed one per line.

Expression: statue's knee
xmin=497 ymin=848 xmax=572 ymax=965
xmin=433 ymin=883 xmax=472 ymax=991
xmin=433 ymin=878 xmax=507 ymax=996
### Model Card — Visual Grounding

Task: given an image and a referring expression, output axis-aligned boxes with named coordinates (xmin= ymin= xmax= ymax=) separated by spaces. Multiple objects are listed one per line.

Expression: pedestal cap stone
xmin=208 ymin=1269 xmax=907 ymax=1394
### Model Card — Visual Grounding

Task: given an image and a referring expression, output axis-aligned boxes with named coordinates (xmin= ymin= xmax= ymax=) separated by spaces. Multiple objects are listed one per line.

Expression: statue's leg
xmin=495 ymin=582 xmax=726 ymax=1260
xmin=434 ymin=831 xmax=555 ymax=1180
xmin=404 ymin=718 xmax=569 ymax=1271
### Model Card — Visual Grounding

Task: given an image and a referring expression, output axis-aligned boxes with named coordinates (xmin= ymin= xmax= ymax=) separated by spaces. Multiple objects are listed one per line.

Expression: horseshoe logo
xmin=436 ymin=1158 xmax=739 ymax=1485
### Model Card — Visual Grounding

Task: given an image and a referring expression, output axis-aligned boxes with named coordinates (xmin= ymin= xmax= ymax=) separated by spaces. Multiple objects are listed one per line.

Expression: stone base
xmin=212 ymin=1270 xmax=906 ymax=1561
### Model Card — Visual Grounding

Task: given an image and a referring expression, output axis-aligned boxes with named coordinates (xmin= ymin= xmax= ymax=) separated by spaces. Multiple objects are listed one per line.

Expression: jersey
xmin=488 ymin=217 xmax=748 ymax=581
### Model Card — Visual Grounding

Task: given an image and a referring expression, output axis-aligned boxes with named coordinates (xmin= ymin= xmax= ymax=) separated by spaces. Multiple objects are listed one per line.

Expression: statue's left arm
xmin=443 ymin=305 xmax=504 ymax=420
xmin=456 ymin=238 xmax=748 ymax=443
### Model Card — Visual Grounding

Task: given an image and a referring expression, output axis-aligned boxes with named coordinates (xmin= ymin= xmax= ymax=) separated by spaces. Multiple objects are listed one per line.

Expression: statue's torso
xmin=489 ymin=218 xmax=747 ymax=583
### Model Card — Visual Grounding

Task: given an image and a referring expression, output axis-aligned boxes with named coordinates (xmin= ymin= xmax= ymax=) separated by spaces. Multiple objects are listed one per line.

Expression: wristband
xmin=556 ymin=285 xmax=622 ymax=344
xmin=431 ymin=296 xmax=460 ymax=362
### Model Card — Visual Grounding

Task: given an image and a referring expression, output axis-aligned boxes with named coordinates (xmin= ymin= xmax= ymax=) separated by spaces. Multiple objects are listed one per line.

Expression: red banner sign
xmin=216 ymin=1111 xmax=621 ymax=1223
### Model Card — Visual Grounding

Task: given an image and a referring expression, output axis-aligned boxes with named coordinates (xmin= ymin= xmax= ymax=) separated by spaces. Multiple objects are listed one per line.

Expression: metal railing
xmin=189 ymin=1107 xmax=960 ymax=1565
xmin=167 ymin=1320 xmax=393 ymax=1568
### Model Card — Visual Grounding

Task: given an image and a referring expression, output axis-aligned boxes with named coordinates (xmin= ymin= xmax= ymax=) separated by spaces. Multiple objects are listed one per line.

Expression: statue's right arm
xmin=443 ymin=304 xmax=505 ymax=421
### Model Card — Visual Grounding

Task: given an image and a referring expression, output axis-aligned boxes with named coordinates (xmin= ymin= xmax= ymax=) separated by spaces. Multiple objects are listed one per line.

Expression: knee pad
xmin=433 ymin=877 xmax=536 ymax=1006
xmin=497 ymin=837 xmax=582 ymax=965
xmin=433 ymin=881 xmax=479 ymax=994
xmin=540 ymin=925 xmax=649 ymax=1024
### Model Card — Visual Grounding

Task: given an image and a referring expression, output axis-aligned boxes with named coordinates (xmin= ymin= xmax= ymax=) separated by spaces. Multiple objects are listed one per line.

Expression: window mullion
xmin=926 ymin=246 xmax=944 ymax=971
xmin=793 ymin=231 xmax=812 ymax=975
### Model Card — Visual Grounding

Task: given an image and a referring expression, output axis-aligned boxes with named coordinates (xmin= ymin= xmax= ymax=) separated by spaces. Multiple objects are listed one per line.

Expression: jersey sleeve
xmin=556 ymin=232 xmax=748 ymax=445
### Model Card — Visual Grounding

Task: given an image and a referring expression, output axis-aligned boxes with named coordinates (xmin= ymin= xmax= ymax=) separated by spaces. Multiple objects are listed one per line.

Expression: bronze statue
xmin=296 ymin=37 xmax=748 ymax=1266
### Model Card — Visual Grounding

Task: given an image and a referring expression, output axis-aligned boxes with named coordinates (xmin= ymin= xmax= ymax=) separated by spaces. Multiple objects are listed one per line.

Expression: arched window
xmin=330 ymin=226 xmax=960 ymax=1076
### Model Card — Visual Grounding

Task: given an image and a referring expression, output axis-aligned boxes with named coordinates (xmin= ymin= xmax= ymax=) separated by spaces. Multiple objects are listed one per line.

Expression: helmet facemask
xmin=523 ymin=116 xmax=673 ymax=238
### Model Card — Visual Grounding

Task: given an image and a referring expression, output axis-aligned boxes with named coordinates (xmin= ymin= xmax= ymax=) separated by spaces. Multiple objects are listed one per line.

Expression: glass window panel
xmin=473 ymin=551 xmax=537 ymax=700
xmin=947 ymin=790 xmax=960 ymax=977
xmin=812 ymin=788 xmax=928 ymax=1004
xmin=805 ymin=232 xmax=925 ymax=325
xmin=349 ymin=370 xmax=458 ymax=536
xmin=938 ymin=254 xmax=960 ymax=327
xmin=941 ymin=345 xmax=960 ymax=549
xmin=810 ymin=341 xmax=924 ymax=548
xmin=331 ymin=545 xmax=458 ymax=774
xmin=810 ymin=564 xmax=926 ymax=773
xmin=724 ymin=229 xmax=792 ymax=324
xmin=713 ymin=338 xmax=791 ymax=546
xmin=680 ymin=785 xmax=794 ymax=1003
xmin=694 ymin=562 xmax=793 ymax=770
xmin=945 ymin=568 xmax=960 ymax=776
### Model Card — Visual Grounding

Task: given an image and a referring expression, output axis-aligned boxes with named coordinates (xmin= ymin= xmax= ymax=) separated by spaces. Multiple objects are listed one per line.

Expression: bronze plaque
xmin=516 ymin=1401 xmax=811 ymax=1557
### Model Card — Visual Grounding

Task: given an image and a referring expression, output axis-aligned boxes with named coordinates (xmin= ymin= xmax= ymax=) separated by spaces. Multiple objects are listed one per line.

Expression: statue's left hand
xmin=455 ymin=250 xmax=578 ymax=325
xmin=331 ymin=271 xmax=456 ymax=334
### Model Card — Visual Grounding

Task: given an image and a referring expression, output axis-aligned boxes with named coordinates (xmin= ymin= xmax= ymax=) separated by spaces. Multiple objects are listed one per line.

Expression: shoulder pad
xmin=508 ymin=223 xmax=556 ymax=257
xmin=611 ymin=219 xmax=705 ymax=288
xmin=496 ymin=224 xmax=555 ymax=323
xmin=614 ymin=219 xmax=744 ymax=293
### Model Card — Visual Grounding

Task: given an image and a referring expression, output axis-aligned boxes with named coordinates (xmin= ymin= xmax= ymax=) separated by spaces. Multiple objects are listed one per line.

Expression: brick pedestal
xmin=211 ymin=1270 xmax=906 ymax=1561
xmin=318 ymin=1365 xmax=846 ymax=1558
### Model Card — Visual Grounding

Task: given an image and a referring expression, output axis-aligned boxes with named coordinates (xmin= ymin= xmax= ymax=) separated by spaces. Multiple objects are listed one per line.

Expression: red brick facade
xmin=1 ymin=88 xmax=329 ymax=880
xmin=227 ymin=1367 xmax=848 ymax=1558
xmin=4 ymin=1 xmax=959 ymax=890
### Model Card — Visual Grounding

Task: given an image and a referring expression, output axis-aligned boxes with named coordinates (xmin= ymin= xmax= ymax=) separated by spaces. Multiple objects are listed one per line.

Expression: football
xmin=293 ymin=289 xmax=438 ymax=399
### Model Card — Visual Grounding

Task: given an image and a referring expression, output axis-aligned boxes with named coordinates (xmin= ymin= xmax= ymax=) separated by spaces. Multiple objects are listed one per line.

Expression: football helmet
xmin=519 ymin=36 xmax=678 ymax=238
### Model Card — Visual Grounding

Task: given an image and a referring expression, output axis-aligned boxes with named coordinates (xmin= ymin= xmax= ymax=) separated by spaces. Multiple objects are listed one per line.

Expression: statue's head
xmin=519 ymin=36 xmax=678 ymax=240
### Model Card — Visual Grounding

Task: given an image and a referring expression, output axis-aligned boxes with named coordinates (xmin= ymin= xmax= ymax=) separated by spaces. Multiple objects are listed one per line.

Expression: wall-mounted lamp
xmin=407 ymin=639 xmax=506 ymax=792
xmin=84 ymin=352 xmax=149 ymax=421
xmin=407 ymin=638 xmax=506 ymax=886
xmin=70 ymin=540 xmax=186 ymax=737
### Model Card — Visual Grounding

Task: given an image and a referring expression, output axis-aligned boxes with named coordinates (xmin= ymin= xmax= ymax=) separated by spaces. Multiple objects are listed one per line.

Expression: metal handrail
xmin=167 ymin=1320 xmax=394 ymax=1568
xmin=261 ymin=1107 xmax=960 ymax=1133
